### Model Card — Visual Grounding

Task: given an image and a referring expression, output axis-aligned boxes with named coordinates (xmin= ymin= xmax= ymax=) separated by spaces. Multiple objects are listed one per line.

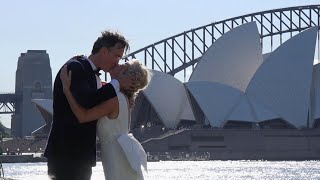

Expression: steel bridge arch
xmin=0 ymin=93 xmax=21 ymax=114
xmin=125 ymin=4 xmax=320 ymax=81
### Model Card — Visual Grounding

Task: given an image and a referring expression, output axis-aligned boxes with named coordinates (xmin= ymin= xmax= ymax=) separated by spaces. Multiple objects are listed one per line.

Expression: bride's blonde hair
xmin=121 ymin=59 xmax=151 ymax=107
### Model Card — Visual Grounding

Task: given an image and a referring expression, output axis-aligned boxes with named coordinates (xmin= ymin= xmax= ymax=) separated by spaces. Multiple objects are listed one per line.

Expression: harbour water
xmin=2 ymin=161 xmax=320 ymax=180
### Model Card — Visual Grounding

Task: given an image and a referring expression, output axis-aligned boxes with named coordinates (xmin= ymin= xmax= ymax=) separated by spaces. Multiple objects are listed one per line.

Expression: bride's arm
xmin=60 ymin=65 xmax=118 ymax=123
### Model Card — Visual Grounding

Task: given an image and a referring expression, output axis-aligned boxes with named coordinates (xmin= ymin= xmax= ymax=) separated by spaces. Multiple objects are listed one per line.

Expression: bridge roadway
xmin=0 ymin=93 xmax=21 ymax=114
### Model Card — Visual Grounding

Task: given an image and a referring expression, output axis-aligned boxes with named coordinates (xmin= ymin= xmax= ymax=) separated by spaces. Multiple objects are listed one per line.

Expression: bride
xmin=60 ymin=60 xmax=151 ymax=180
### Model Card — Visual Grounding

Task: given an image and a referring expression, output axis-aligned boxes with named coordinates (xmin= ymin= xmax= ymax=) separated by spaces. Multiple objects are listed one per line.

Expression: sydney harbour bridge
xmin=0 ymin=4 xmax=319 ymax=136
xmin=0 ymin=94 xmax=20 ymax=116
xmin=125 ymin=4 xmax=320 ymax=80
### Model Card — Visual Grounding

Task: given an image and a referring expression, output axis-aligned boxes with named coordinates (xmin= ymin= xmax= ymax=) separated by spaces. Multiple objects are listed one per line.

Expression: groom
xmin=45 ymin=31 xmax=134 ymax=180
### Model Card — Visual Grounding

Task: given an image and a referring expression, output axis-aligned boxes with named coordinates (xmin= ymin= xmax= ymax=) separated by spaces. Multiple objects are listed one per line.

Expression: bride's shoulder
xmin=117 ymin=91 xmax=128 ymax=102
xmin=117 ymin=91 xmax=125 ymax=97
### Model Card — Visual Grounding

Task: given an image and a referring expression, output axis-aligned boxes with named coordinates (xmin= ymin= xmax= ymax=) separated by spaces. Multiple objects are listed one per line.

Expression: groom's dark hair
xmin=91 ymin=30 xmax=129 ymax=54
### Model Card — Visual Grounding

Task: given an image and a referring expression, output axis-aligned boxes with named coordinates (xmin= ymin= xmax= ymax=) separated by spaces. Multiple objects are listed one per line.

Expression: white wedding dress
xmin=97 ymin=91 xmax=147 ymax=180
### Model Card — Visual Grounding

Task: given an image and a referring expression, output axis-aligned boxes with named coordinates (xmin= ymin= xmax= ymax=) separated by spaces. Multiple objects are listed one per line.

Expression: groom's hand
xmin=110 ymin=64 xmax=135 ymax=91
xmin=60 ymin=65 xmax=72 ymax=93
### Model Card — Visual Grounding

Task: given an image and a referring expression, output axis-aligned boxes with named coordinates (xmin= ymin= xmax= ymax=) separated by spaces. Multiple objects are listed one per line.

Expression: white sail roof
xmin=225 ymin=93 xmax=280 ymax=123
xmin=249 ymin=97 xmax=280 ymax=122
xmin=226 ymin=95 xmax=257 ymax=122
xmin=185 ymin=81 xmax=243 ymax=127
xmin=246 ymin=27 xmax=318 ymax=128
xmin=178 ymin=86 xmax=196 ymax=122
xmin=189 ymin=21 xmax=263 ymax=92
xmin=263 ymin=53 xmax=271 ymax=61
xmin=143 ymin=70 xmax=195 ymax=129
xmin=31 ymin=99 xmax=53 ymax=115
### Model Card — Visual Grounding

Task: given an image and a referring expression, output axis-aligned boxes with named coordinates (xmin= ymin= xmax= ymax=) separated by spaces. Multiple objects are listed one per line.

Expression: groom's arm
xmin=94 ymin=82 xmax=118 ymax=105
xmin=67 ymin=62 xmax=117 ymax=109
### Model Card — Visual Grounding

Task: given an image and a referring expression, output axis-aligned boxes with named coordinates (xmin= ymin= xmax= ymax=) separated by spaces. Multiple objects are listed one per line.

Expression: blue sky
xmin=0 ymin=0 xmax=319 ymax=128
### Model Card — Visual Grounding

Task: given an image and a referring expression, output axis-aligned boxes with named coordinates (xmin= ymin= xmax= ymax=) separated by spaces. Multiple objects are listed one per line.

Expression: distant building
xmin=12 ymin=50 xmax=52 ymax=137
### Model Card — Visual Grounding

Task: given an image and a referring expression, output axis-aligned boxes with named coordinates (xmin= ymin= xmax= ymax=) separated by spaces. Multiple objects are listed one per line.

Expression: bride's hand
xmin=60 ymin=65 xmax=72 ymax=93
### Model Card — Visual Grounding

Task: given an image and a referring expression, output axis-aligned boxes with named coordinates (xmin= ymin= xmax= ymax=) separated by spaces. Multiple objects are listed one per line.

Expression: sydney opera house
xmin=32 ymin=22 xmax=320 ymax=160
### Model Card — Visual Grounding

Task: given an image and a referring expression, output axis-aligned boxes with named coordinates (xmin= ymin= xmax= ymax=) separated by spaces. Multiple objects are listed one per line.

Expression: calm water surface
xmin=2 ymin=161 xmax=320 ymax=180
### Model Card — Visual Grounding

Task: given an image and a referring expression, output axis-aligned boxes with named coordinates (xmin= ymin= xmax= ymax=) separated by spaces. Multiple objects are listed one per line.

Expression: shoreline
xmin=0 ymin=155 xmax=46 ymax=163
xmin=1 ymin=154 xmax=320 ymax=164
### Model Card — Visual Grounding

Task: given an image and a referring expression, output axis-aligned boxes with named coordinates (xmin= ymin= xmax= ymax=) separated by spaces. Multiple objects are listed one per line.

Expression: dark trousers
xmin=47 ymin=158 xmax=92 ymax=180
